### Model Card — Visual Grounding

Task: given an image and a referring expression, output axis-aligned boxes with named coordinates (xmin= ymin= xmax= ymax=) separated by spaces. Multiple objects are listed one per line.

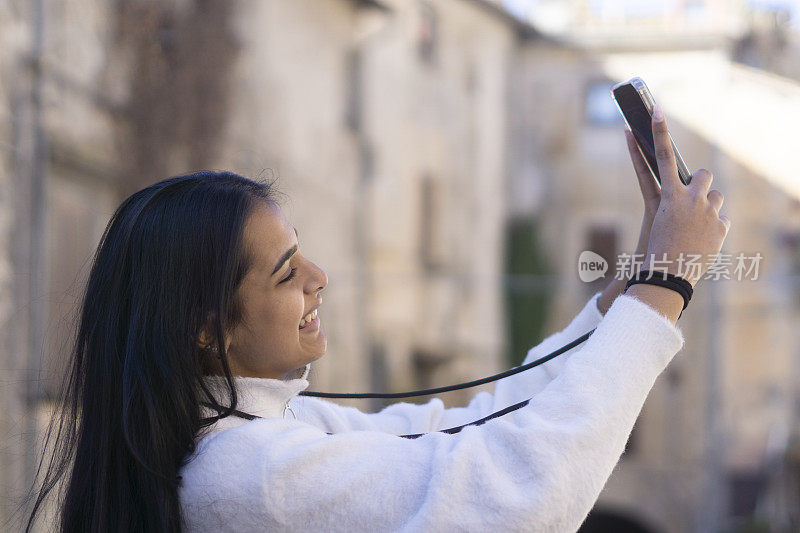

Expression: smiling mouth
xmin=299 ymin=308 xmax=318 ymax=330
xmin=299 ymin=315 xmax=319 ymax=332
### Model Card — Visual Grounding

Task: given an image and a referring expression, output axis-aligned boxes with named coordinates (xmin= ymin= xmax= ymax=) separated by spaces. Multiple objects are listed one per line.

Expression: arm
xmin=290 ymin=125 xmax=663 ymax=435
xmin=292 ymin=291 xmax=604 ymax=433
xmin=180 ymin=294 xmax=684 ymax=531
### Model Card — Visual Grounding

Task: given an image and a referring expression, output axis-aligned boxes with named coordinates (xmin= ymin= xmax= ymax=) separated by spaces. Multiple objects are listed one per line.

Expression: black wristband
xmin=624 ymin=270 xmax=693 ymax=315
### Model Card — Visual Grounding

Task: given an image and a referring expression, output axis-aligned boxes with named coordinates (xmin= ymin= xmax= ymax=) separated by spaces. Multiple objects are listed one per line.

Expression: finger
xmin=651 ymin=105 xmax=682 ymax=194
xmin=625 ymin=129 xmax=661 ymax=197
xmin=707 ymin=189 xmax=723 ymax=213
xmin=691 ymin=169 xmax=714 ymax=195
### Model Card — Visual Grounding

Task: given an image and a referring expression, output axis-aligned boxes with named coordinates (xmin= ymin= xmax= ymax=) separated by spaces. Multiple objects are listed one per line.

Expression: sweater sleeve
xmin=179 ymin=293 xmax=684 ymax=532
xmin=291 ymin=292 xmax=604 ymax=434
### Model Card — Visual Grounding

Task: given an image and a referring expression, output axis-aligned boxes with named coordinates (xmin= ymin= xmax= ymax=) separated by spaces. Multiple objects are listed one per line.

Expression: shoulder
xmin=179 ymin=419 xmax=327 ymax=514
xmin=187 ymin=417 xmax=326 ymax=467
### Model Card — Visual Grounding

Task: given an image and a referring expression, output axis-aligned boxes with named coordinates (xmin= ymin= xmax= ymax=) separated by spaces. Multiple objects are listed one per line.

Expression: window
xmin=344 ymin=48 xmax=362 ymax=133
xmin=417 ymin=1 xmax=438 ymax=64
xmin=369 ymin=342 xmax=389 ymax=412
xmin=584 ymin=224 xmax=618 ymax=298
xmin=419 ymin=173 xmax=445 ymax=272
xmin=584 ymin=80 xmax=622 ymax=126
xmin=412 ymin=348 xmax=442 ymax=391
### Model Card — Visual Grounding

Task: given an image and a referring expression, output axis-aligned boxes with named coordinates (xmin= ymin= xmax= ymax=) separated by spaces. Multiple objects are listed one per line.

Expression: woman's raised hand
xmin=642 ymin=105 xmax=731 ymax=286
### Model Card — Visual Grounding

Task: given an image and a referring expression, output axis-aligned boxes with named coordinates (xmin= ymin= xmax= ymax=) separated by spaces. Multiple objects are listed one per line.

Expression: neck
xmin=202 ymin=363 xmax=312 ymax=381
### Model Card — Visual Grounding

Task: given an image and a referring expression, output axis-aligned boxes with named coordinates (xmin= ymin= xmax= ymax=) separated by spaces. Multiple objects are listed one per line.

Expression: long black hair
xmin=19 ymin=171 xmax=276 ymax=532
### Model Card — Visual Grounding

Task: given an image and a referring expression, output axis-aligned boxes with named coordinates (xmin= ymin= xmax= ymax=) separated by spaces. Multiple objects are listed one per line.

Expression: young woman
xmin=22 ymin=108 xmax=728 ymax=531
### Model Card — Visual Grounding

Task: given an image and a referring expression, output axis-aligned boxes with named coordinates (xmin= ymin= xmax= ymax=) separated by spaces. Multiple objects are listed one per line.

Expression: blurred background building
xmin=1 ymin=0 xmax=799 ymax=531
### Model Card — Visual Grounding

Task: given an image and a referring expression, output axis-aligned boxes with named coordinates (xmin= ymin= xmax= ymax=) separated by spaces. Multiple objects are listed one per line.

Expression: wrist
xmin=624 ymin=283 xmax=683 ymax=324
xmin=639 ymin=253 xmax=700 ymax=287
xmin=597 ymin=276 xmax=627 ymax=315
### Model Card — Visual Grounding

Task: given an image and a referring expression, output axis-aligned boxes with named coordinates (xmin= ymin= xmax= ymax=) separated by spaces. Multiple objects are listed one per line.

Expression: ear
xmin=196 ymin=327 xmax=215 ymax=350
xmin=196 ymin=315 xmax=232 ymax=352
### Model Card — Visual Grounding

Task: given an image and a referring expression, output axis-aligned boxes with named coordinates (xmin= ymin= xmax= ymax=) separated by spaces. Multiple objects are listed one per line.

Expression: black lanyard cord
xmin=300 ymin=328 xmax=595 ymax=399
xmin=200 ymin=397 xmax=533 ymax=439
xmin=395 ymin=398 xmax=532 ymax=439
xmin=200 ymin=329 xmax=594 ymax=439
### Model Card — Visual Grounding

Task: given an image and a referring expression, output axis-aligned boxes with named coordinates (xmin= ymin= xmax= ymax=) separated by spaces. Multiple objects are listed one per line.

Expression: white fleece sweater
xmin=179 ymin=292 xmax=685 ymax=532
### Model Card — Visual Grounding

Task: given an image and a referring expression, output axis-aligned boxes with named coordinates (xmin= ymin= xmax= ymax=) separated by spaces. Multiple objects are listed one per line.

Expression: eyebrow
xmin=271 ymin=228 xmax=299 ymax=277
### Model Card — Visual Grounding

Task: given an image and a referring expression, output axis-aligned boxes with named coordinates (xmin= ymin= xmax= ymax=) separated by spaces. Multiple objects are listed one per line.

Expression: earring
xmin=205 ymin=344 xmax=221 ymax=358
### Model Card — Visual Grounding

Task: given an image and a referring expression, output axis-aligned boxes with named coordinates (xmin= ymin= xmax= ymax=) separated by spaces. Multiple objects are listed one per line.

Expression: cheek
xmin=247 ymin=293 xmax=304 ymax=333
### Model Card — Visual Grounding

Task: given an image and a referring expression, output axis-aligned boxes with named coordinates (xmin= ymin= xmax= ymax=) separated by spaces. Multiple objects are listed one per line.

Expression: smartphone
xmin=610 ymin=77 xmax=692 ymax=185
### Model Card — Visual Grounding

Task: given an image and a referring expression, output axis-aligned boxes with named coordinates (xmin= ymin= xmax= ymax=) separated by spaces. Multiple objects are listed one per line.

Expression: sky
xmin=501 ymin=0 xmax=800 ymax=28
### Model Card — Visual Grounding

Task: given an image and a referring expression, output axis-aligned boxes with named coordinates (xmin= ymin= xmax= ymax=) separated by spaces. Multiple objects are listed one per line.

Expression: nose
xmin=305 ymin=259 xmax=328 ymax=296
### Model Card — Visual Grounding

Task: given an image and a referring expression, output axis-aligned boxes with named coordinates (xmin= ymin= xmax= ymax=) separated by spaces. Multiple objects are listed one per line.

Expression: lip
xmin=299 ymin=314 xmax=320 ymax=332
xmin=302 ymin=303 xmax=320 ymax=317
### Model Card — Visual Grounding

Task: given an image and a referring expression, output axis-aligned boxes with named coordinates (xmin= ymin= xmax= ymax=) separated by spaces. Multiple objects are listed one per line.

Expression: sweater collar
xmin=199 ymin=363 xmax=311 ymax=428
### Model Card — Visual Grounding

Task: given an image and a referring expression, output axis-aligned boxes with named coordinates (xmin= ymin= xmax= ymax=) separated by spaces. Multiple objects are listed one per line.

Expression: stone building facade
xmin=506 ymin=2 xmax=800 ymax=531
xmin=4 ymin=0 xmax=797 ymax=531
xmin=0 ymin=0 xmax=527 ymax=528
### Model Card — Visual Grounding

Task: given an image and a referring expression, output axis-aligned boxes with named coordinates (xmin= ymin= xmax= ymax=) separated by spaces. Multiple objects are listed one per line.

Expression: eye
xmin=281 ymin=267 xmax=297 ymax=283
